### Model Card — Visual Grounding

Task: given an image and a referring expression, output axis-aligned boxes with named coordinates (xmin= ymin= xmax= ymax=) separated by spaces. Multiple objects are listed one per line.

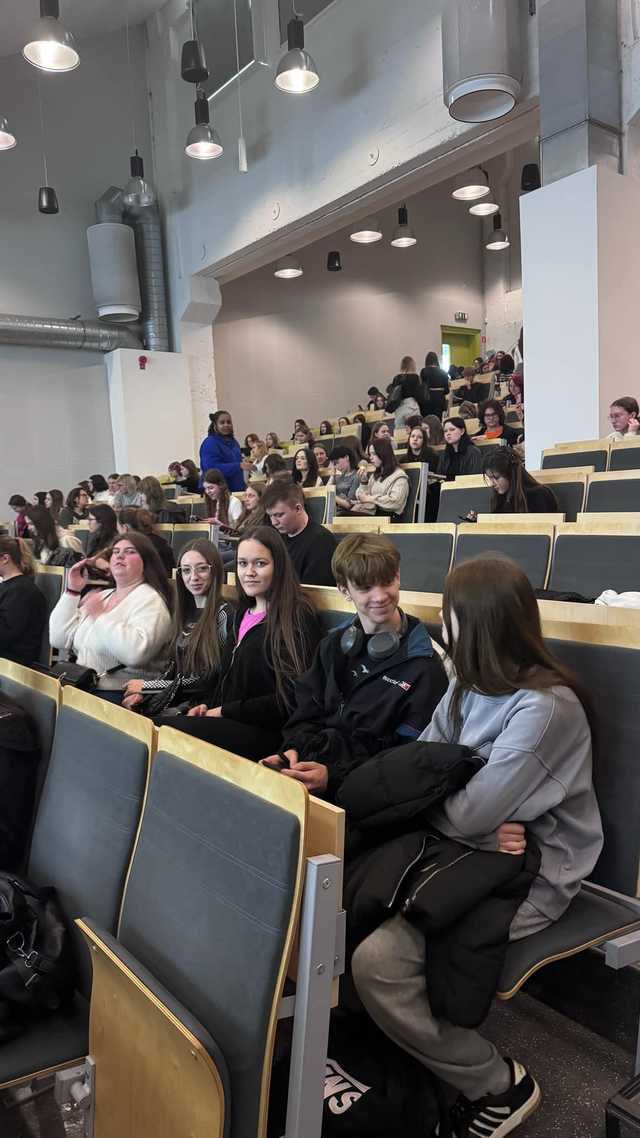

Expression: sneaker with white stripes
xmin=448 ymin=1058 xmax=541 ymax=1138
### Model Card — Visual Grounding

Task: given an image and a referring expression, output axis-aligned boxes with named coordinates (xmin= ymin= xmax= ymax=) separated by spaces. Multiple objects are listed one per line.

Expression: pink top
xmin=237 ymin=608 xmax=266 ymax=644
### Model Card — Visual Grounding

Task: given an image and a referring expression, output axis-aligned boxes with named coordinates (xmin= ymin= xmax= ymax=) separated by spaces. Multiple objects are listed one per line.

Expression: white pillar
xmin=521 ymin=165 xmax=640 ymax=465
xmin=180 ymin=276 xmax=222 ymax=455
xmin=106 ymin=349 xmax=195 ymax=475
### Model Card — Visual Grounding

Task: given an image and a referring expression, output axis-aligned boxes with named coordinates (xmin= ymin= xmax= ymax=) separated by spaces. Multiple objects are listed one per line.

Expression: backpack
xmin=0 ymin=874 xmax=76 ymax=1042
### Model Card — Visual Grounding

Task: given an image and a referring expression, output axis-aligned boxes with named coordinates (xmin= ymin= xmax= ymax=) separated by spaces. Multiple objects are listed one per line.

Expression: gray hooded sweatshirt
xmin=419 ymin=683 xmax=603 ymax=940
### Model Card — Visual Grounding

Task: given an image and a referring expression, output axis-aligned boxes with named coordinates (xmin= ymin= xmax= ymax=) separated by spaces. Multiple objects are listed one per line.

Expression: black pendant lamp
xmin=327 ymin=251 xmax=342 ymax=272
xmin=181 ymin=0 xmax=209 ymax=84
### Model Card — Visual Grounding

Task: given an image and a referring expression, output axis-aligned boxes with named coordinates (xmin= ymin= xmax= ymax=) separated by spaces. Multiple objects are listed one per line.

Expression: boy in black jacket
xmin=262 ymin=534 xmax=448 ymax=796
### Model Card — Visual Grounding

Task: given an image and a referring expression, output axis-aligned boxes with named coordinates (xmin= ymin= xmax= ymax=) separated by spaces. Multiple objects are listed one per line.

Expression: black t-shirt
xmin=0 ymin=575 xmax=47 ymax=666
xmin=286 ymin=520 xmax=337 ymax=585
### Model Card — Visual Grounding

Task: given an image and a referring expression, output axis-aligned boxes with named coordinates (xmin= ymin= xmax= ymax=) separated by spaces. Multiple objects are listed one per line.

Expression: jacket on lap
xmin=338 ymin=741 xmax=540 ymax=1028
xmin=282 ymin=615 xmax=448 ymax=798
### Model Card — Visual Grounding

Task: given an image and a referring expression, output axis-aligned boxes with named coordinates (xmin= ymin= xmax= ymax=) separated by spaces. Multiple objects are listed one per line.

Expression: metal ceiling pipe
xmin=0 ymin=313 xmax=141 ymax=351
xmin=124 ymin=199 xmax=170 ymax=352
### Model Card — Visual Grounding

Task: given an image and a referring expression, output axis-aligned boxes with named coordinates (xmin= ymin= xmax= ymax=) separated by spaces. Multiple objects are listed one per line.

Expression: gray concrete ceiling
xmin=0 ymin=0 xmax=167 ymax=58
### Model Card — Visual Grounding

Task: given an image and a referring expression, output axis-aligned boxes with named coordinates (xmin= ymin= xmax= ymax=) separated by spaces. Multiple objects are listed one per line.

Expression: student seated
xmin=370 ymin=420 xmax=392 ymax=443
xmin=88 ymin=474 xmax=112 ymax=503
xmin=405 ymin=425 xmax=440 ymax=468
xmin=263 ymin=480 xmax=337 ymax=585
xmin=202 ymin=469 xmax=244 ymax=527
xmin=292 ymin=447 xmax=323 ymax=488
xmin=234 ymin=482 xmax=266 ymax=535
xmin=8 ymin=495 xmax=29 ymax=539
xmin=439 ymin=418 xmax=483 ymax=480
xmin=350 ymin=557 xmax=603 ymax=1138
xmin=483 ymin=449 xmax=558 ymax=514
xmin=313 ymin=442 xmax=331 ymax=469
xmin=265 ymin=431 xmax=282 ymax=451
xmin=263 ymin=534 xmax=448 ymax=796
xmin=122 ymin=540 xmax=232 ymax=716
xmin=58 ymin=486 xmax=90 ymax=527
xmin=111 ymin=474 xmax=144 ymax=510
xmin=175 ymin=459 xmax=201 ymax=495
xmin=327 ymin=445 xmax=360 ymax=514
xmin=117 ymin=507 xmax=175 ymax=575
xmin=139 ymin=476 xmax=188 ymax=524
xmin=25 ymin=505 xmax=83 ymax=567
xmin=263 ymin=452 xmax=289 ymax=482
xmin=351 ymin=438 xmax=409 ymax=521
xmin=86 ymin=504 xmax=118 ymax=559
xmin=49 ymin=533 xmax=173 ymax=683
xmin=171 ymin=527 xmax=321 ymax=759
xmin=607 ymin=396 xmax=640 ymax=440
xmin=319 ymin=420 xmax=334 ymax=437
xmin=475 ymin=400 xmax=522 ymax=445
xmin=0 ymin=537 xmax=47 ymax=667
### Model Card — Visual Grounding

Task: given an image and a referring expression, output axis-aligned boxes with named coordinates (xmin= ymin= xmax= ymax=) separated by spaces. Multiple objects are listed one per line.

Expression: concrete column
xmin=106 ymin=349 xmax=195 ymax=475
xmin=521 ymin=164 xmax=640 ymax=465
xmin=179 ymin=276 xmax=221 ymax=455
xmin=538 ymin=0 xmax=622 ymax=183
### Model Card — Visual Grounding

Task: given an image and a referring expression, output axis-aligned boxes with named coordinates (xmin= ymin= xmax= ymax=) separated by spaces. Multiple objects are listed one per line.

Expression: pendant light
xmin=124 ymin=150 xmax=154 ymax=207
xmin=349 ymin=218 xmax=383 ymax=245
xmin=486 ymin=213 xmax=510 ymax=250
xmin=181 ymin=0 xmax=209 ymax=84
xmin=23 ymin=0 xmax=79 ymax=73
xmin=233 ymin=0 xmax=248 ymax=171
xmin=275 ymin=11 xmax=319 ymax=94
xmin=521 ymin=162 xmax=541 ymax=193
xmin=327 ymin=251 xmax=342 ymax=272
xmin=451 ymin=167 xmax=489 ymax=201
xmin=390 ymin=205 xmax=417 ymax=248
xmin=274 ymin=256 xmax=303 ymax=279
xmin=186 ymin=88 xmax=223 ymax=159
xmin=469 ymin=191 xmax=499 ymax=217
xmin=0 ymin=116 xmax=17 ymax=151
xmin=36 ymin=77 xmax=58 ymax=214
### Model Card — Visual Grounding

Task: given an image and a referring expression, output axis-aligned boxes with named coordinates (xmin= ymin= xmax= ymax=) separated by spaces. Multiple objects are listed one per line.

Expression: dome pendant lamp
xmin=275 ymin=13 xmax=319 ymax=94
xmin=0 ymin=115 xmax=17 ymax=151
xmin=124 ymin=151 xmax=154 ymax=208
xmin=349 ymin=217 xmax=383 ymax=245
xmin=327 ymin=251 xmax=342 ymax=271
xmin=486 ymin=213 xmax=510 ymax=251
xmin=186 ymin=88 xmax=223 ymax=159
xmin=23 ymin=0 xmax=80 ymax=73
xmin=390 ymin=205 xmax=417 ymax=248
xmin=274 ymin=256 xmax=303 ymax=279
xmin=452 ymin=166 xmax=490 ymax=201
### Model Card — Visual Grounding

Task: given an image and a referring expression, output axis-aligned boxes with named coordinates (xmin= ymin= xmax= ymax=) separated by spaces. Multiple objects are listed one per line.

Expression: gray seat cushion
xmin=28 ymin=706 xmax=149 ymax=998
xmin=0 ymin=675 xmax=58 ymax=835
xmin=454 ymin=533 xmax=551 ymax=589
xmin=542 ymin=449 xmax=608 ymax=472
xmin=498 ymin=887 xmax=640 ymax=997
xmin=438 ymin=486 xmax=493 ymax=523
xmin=306 ymin=496 xmax=326 ymax=525
xmin=118 ymin=751 xmax=301 ymax=1138
xmin=397 ymin=467 xmax=420 ymax=524
xmin=585 ymin=477 xmax=640 ymax=513
xmin=386 ymin=533 xmax=454 ymax=592
xmin=609 ymin=448 xmax=640 ymax=471
xmin=0 ymin=992 xmax=88 ymax=1086
xmin=548 ymin=534 xmax=640 ymax=597
xmin=34 ymin=573 xmax=64 ymax=666
xmin=172 ymin=527 xmax=210 ymax=560
xmin=541 ymin=480 xmax=583 ymax=522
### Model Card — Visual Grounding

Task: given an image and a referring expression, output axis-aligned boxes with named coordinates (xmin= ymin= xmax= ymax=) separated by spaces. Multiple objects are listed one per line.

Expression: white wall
xmin=213 ymin=180 xmax=484 ymax=441
xmin=106 ymin=349 xmax=195 ymax=474
xmin=0 ymin=26 xmax=151 ymax=503
xmin=146 ymin=0 xmax=538 ymax=344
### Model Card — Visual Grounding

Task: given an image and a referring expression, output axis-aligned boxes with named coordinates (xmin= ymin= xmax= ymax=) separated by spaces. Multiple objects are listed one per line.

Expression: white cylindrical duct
xmin=442 ymin=0 xmax=522 ymax=123
xmin=87 ymin=222 xmax=141 ymax=323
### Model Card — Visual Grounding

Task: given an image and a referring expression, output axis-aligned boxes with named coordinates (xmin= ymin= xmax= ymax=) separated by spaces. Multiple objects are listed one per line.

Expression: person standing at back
xmin=387 ymin=356 xmax=423 ymax=427
xmin=420 ymin=352 xmax=450 ymax=417
xmin=199 ymin=410 xmax=248 ymax=493
xmin=263 ymin=480 xmax=337 ymax=585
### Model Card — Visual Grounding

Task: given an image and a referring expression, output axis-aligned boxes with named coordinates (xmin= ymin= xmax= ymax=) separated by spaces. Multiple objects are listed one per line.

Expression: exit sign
xmin=454 ymin=312 xmax=468 ymax=323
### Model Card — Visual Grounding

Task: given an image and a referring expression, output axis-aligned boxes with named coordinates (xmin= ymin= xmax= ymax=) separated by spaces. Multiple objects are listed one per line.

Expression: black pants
xmin=162 ymin=714 xmax=282 ymax=761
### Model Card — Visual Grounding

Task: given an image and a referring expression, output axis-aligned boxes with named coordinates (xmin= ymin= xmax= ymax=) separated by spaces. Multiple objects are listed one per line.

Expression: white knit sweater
xmin=49 ymin=583 xmax=172 ymax=674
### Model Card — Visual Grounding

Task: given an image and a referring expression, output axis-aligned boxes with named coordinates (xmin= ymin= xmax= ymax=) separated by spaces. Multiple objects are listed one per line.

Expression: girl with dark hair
xmin=263 ymin=453 xmax=288 ymax=482
xmin=49 ymin=532 xmax=173 ymax=682
xmin=405 ymin=425 xmax=440 ymax=468
xmin=167 ymin=461 xmax=182 ymax=482
xmin=25 ymin=505 xmax=83 ymax=567
xmin=177 ymin=459 xmax=201 ymax=495
xmin=202 ymin=469 xmax=244 ymax=527
xmin=353 ymin=438 xmax=409 ymax=520
xmin=8 ymin=495 xmax=29 ymax=538
xmin=0 ymin=536 xmax=46 ymax=666
xmin=117 ymin=507 xmax=175 ymax=575
xmin=86 ymin=503 xmax=119 ymax=558
xmin=89 ymin=475 xmax=110 ymax=501
xmin=423 ymin=415 xmax=444 ymax=446
xmin=475 ymin=400 xmax=521 ymax=445
xmin=351 ymin=412 xmax=371 ymax=449
xmin=498 ymin=353 xmax=515 ymax=376
xmin=45 ymin=489 xmax=64 ymax=521
xmin=173 ymin=526 xmax=321 ymax=759
xmin=199 ymin=410 xmax=245 ymax=492
xmin=265 ymin=431 xmax=281 ymax=450
xmin=319 ymin=420 xmax=333 ymax=436
xmin=504 ymin=374 xmax=524 ymax=413
xmin=32 ymin=492 xmax=48 ymax=508
xmin=439 ymin=418 xmax=483 ymax=480
xmin=483 ymin=450 xmax=558 ymax=514
xmin=352 ymin=556 xmax=603 ymax=1135
xmin=122 ymin=539 xmax=232 ymax=716
xmin=293 ymin=447 xmax=322 ymax=488
xmin=59 ymin=487 xmax=90 ymax=527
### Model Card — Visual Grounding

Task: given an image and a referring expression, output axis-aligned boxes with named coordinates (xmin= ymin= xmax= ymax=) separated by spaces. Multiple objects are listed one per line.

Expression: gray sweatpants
xmin=351 ymin=913 xmax=511 ymax=1101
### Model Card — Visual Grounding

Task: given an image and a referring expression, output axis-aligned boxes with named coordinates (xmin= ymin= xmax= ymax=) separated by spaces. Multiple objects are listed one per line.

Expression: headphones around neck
xmin=340 ymin=609 xmax=408 ymax=662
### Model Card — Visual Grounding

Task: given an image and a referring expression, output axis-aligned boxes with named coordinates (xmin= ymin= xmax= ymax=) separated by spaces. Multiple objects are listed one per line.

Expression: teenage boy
xmin=263 ymin=480 xmax=336 ymax=586
xmin=263 ymin=533 xmax=448 ymax=796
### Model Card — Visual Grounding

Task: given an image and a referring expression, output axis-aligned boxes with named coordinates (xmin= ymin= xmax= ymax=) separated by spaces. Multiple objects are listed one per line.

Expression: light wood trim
xmin=390 ymin=523 xmax=457 ymax=537
xmin=62 ymin=687 xmax=155 ymax=749
xmin=0 ymin=659 xmax=61 ymax=705
xmin=458 ymin=522 xmax=556 ymax=539
xmin=78 ymin=920 xmax=225 ymax=1138
xmin=303 ymin=486 xmax=330 ymax=499
xmin=172 ymin=522 xmax=212 ymax=531
xmin=155 ymin=727 xmax=307 ymax=1138
xmin=528 ymin=468 xmax=592 ymax=481
xmin=587 ymin=469 xmax=640 ymax=483
xmin=556 ymin=520 xmax=640 ymax=537
xmin=35 ymin=563 xmax=66 ymax=578
xmin=464 ymin=418 xmax=480 ymax=435
xmin=576 ymin=513 xmax=640 ymax=530
xmin=155 ymin=523 xmax=174 ymax=534
xmin=548 ymin=438 xmax=611 ymax=451
xmin=446 ymin=474 xmax=487 ymax=488
xmin=329 ymin=517 xmax=390 ymax=533
xmin=475 ymin=514 xmax=565 ymax=526
xmin=175 ymin=495 xmax=204 ymax=503
xmin=610 ymin=437 xmax=640 ymax=450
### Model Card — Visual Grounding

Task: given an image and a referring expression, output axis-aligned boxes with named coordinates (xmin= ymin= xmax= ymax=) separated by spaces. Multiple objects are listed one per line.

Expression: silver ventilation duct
xmin=0 ymin=313 xmax=141 ymax=352
xmin=124 ymin=199 xmax=169 ymax=352
xmin=95 ymin=185 xmax=125 ymax=223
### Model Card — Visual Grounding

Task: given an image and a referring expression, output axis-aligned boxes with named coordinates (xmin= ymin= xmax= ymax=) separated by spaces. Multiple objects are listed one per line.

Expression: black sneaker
xmin=447 ymin=1059 xmax=541 ymax=1137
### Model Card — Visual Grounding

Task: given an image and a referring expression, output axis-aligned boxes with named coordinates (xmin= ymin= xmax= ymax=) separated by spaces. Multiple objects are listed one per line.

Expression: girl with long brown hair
xmin=122 ymin=539 xmax=232 ymax=717
xmin=483 ymin=449 xmax=558 ymax=514
xmin=173 ymin=526 xmax=321 ymax=759
xmin=202 ymin=468 xmax=244 ymax=528
xmin=353 ymin=437 xmax=409 ymax=520
xmin=352 ymin=555 xmax=603 ymax=1137
xmin=0 ymin=536 xmax=47 ymax=666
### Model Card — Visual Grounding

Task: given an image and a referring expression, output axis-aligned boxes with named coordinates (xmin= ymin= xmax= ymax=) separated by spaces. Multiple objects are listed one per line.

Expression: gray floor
xmin=0 ymin=992 xmax=635 ymax=1137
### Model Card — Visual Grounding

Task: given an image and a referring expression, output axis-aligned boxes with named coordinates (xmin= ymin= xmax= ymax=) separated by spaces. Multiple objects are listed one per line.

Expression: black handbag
xmin=0 ymin=874 xmax=76 ymax=1041
xmin=34 ymin=661 xmax=98 ymax=690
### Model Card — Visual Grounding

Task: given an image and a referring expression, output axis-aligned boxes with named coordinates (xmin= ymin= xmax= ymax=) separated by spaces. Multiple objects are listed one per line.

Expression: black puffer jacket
xmin=339 ymin=742 xmax=540 ymax=1027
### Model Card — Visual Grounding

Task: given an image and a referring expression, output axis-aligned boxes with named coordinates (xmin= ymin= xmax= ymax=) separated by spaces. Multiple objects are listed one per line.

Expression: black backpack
xmin=0 ymin=874 xmax=76 ymax=1042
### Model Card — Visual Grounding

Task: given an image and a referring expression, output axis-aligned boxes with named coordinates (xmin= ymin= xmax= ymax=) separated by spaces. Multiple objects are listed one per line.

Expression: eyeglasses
xmin=178 ymin=565 xmax=211 ymax=578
